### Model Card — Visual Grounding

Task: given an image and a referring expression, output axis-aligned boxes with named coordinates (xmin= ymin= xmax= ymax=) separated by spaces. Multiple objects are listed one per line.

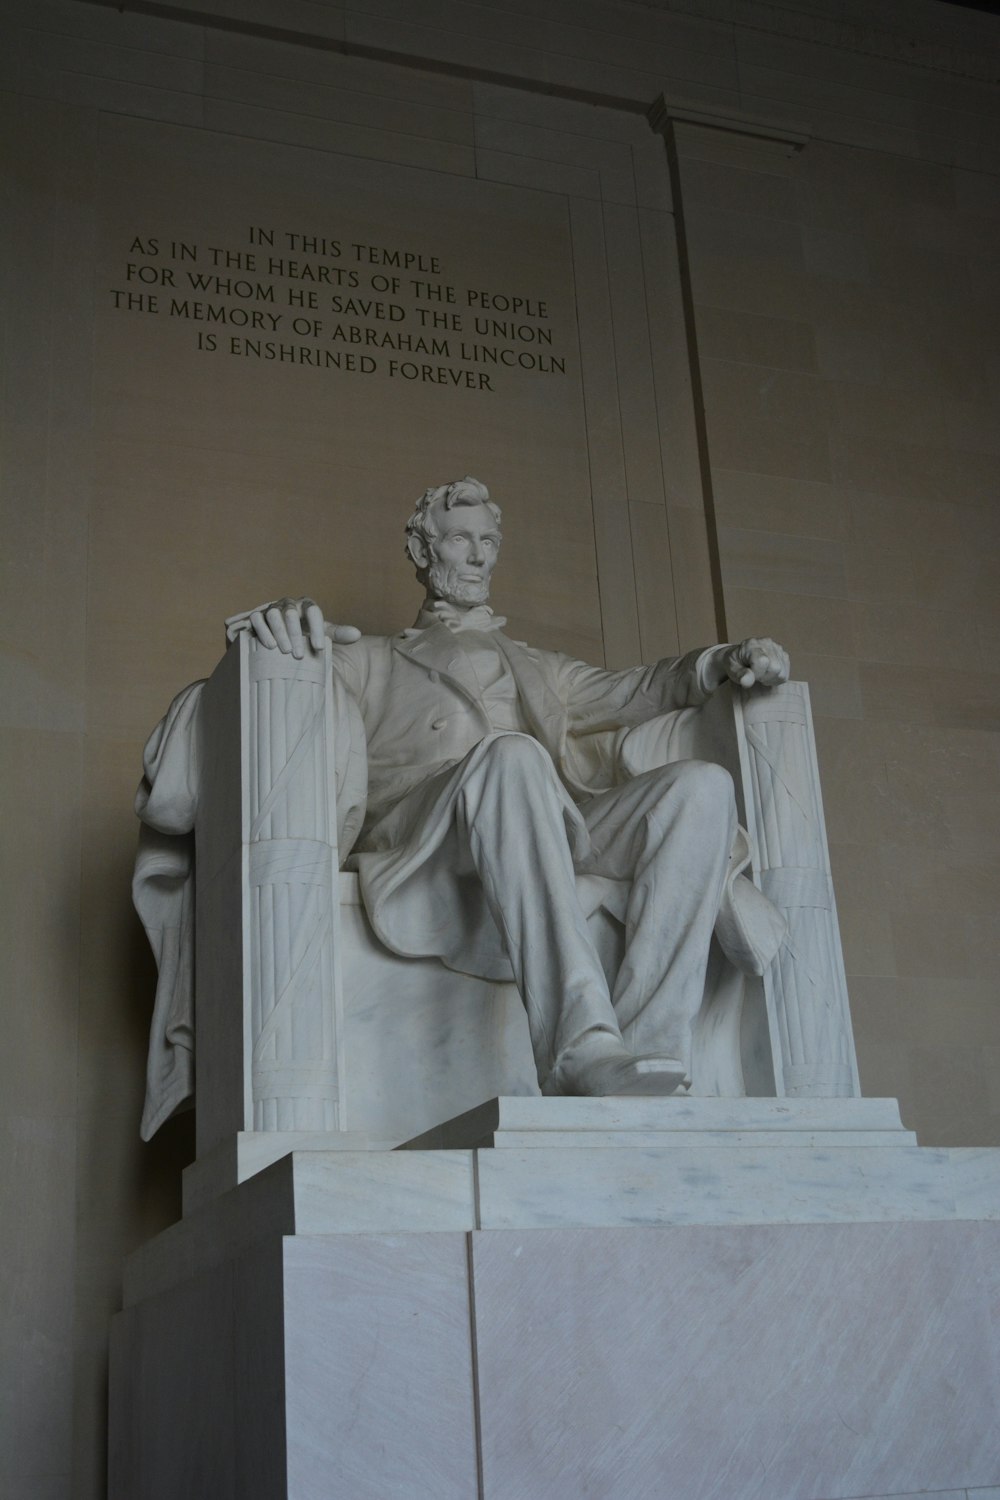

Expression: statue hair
xmin=404 ymin=476 xmax=502 ymax=584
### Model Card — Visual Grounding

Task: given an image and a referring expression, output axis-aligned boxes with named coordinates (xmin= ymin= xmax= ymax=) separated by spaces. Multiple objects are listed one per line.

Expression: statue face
xmin=425 ymin=503 xmax=501 ymax=607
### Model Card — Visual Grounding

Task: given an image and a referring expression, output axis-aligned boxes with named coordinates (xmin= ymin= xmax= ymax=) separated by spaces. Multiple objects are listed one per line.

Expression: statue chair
xmin=135 ymin=634 xmax=859 ymax=1210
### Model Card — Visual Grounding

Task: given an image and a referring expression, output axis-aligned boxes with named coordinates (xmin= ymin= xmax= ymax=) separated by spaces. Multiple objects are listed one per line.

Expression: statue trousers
xmin=451 ymin=731 xmax=737 ymax=1082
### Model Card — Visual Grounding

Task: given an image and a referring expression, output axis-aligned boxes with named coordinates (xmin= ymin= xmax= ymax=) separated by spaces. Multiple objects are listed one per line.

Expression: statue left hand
xmin=708 ymin=637 xmax=791 ymax=691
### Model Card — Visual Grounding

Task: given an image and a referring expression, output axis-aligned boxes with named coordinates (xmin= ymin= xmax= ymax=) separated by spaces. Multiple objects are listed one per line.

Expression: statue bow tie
xmin=405 ymin=602 xmax=507 ymax=635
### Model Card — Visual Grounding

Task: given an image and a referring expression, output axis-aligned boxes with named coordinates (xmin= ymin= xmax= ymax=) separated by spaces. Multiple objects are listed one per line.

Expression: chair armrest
xmin=617 ymin=681 xmax=860 ymax=1098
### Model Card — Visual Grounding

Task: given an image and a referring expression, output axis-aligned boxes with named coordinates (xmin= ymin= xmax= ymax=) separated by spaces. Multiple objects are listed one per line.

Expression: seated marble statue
xmin=217 ymin=475 xmax=790 ymax=1102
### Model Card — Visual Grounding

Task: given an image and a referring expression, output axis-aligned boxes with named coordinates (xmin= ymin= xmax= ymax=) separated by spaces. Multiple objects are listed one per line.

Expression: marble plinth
xmin=181 ymin=1126 xmax=408 ymax=1216
xmin=183 ymin=1097 xmax=918 ymax=1216
xmin=111 ymin=1104 xmax=1000 ymax=1499
xmin=111 ymin=1233 xmax=480 ymax=1500
xmin=111 ymin=1217 xmax=1000 ymax=1500
xmin=471 ymin=1221 xmax=1000 ymax=1500
xmin=402 ymin=1092 xmax=917 ymax=1148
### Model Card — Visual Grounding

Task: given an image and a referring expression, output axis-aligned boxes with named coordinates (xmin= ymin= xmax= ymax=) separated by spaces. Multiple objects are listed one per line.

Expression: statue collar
xmin=402 ymin=601 xmax=507 ymax=637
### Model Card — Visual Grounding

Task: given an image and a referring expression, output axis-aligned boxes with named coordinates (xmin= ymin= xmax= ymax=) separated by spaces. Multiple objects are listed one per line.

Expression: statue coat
xmin=332 ymin=622 xmax=718 ymax=983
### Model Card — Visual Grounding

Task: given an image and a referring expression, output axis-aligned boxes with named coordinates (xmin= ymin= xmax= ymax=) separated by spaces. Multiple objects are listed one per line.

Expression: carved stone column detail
xmin=737 ymin=682 xmax=859 ymax=1098
xmin=245 ymin=638 xmax=345 ymax=1131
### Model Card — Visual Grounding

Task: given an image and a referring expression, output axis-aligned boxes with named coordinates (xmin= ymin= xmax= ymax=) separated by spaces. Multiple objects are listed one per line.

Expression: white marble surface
xmin=293 ymin=1149 xmax=476 ymax=1235
xmin=283 ymin=1233 xmax=478 ymax=1500
xmin=338 ymin=884 xmax=539 ymax=1140
xmin=404 ymin=1093 xmax=909 ymax=1148
xmin=113 ymin=1233 xmax=479 ymax=1500
xmin=822 ymin=1492 xmax=969 ymax=1500
xmin=471 ymin=1221 xmax=1000 ymax=1499
xmin=943 ymin=1147 xmax=1000 ymax=1220
xmin=181 ymin=1126 xmax=409 ymax=1215
xmin=127 ymin=1132 xmax=999 ymax=1309
xmin=487 ymin=1127 xmax=918 ymax=1149
xmin=474 ymin=1143 xmax=964 ymax=1228
xmin=467 ymin=1093 xmax=905 ymax=1131
xmin=112 ymin=1215 xmax=1000 ymax=1500
xmin=739 ymin=680 xmax=860 ymax=1097
xmin=124 ymin=1149 xmax=476 ymax=1305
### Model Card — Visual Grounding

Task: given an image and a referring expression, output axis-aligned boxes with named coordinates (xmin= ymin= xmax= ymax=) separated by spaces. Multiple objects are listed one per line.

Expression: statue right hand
xmin=225 ymin=598 xmax=361 ymax=659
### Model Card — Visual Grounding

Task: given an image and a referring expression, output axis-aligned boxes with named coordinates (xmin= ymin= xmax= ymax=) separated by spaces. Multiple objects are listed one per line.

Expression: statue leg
xmin=454 ymin=733 xmax=622 ymax=1079
xmin=579 ymin=759 xmax=737 ymax=1071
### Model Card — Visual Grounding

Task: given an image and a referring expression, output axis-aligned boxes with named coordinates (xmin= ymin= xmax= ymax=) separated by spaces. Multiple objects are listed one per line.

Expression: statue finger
xmin=725 ymin=647 xmax=752 ymax=687
xmin=283 ymin=603 xmax=306 ymax=660
xmin=265 ymin=605 xmax=293 ymax=655
xmin=250 ymin=609 xmax=278 ymax=649
xmin=752 ymin=641 xmax=790 ymax=685
xmin=302 ymin=600 xmax=326 ymax=653
xmin=330 ymin=624 xmax=362 ymax=644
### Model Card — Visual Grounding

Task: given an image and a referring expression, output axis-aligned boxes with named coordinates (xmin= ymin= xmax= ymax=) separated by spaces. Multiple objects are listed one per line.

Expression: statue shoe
xmin=542 ymin=1031 xmax=690 ymax=1097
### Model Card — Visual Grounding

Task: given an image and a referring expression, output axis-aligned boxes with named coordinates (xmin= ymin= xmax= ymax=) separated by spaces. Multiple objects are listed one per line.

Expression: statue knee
xmin=479 ymin=732 xmax=555 ymax=785
xmin=665 ymin=759 xmax=736 ymax=818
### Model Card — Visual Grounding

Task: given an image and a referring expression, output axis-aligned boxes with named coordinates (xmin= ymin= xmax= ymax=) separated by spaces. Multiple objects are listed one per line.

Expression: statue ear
xmin=406 ymin=533 xmax=429 ymax=570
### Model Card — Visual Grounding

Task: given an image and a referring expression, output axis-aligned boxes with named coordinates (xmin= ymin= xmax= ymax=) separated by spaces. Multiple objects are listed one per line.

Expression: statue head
xmin=405 ymin=476 xmax=503 ymax=607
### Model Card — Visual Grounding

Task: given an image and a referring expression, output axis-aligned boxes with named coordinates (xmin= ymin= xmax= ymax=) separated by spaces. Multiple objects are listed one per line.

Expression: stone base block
xmin=181 ymin=1127 xmax=408 ymax=1216
xmin=472 ymin=1219 xmax=1000 ymax=1500
xmin=112 ymin=1114 xmax=1000 ymax=1498
xmin=402 ymin=1093 xmax=918 ymax=1149
xmin=111 ymin=1232 xmax=479 ymax=1500
xmin=110 ymin=1216 xmax=1000 ymax=1500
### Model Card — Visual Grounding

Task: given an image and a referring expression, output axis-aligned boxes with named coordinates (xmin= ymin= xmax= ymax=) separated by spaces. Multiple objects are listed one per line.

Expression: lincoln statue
xmin=208 ymin=475 xmax=790 ymax=1102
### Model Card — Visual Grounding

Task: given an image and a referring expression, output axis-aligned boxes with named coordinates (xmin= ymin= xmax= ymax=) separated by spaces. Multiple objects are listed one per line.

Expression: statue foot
xmin=542 ymin=1031 xmax=690 ymax=1098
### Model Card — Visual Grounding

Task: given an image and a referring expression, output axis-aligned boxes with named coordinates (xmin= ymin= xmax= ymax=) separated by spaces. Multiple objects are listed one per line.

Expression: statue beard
xmin=427 ymin=560 xmax=491 ymax=607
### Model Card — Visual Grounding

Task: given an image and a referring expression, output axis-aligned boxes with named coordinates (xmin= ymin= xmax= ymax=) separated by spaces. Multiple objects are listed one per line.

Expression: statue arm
xmin=555 ymin=647 xmax=717 ymax=733
xmin=700 ymin=637 xmax=790 ymax=692
xmin=558 ymin=638 xmax=790 ymax=733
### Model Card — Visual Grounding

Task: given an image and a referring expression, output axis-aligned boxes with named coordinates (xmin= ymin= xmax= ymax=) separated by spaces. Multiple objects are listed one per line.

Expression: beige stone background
xmin=1 ymin=1 xmax=998 ymax=1496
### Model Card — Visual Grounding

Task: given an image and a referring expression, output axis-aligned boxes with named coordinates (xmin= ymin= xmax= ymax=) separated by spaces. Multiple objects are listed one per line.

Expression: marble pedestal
xmin=110 ymin=1101 xmax=1000 ymax=1500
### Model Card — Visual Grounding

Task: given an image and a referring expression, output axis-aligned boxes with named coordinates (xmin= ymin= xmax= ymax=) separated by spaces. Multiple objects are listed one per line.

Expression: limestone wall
xmin=1 ymin=1 xmax=997 ymax=1496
